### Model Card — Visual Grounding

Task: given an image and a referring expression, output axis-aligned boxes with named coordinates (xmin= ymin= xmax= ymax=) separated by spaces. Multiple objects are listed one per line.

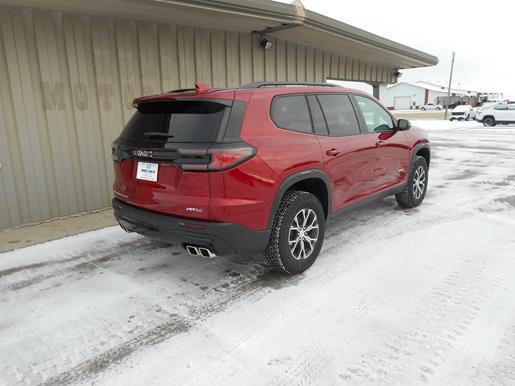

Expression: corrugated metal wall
xmin=0 ymin=5 xmax=396 ymax=228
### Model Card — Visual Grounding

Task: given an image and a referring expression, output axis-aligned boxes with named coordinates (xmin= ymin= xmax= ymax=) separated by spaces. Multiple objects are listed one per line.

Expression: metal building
xmin=0 ymin=0 xmax=437 ymax=229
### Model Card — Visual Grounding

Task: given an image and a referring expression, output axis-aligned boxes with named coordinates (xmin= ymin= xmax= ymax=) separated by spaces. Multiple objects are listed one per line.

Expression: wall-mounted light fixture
xmin=259 ymin=36 xmax=273 ymax=50
xmin=253 ymin=23 xmax=301 ymax=51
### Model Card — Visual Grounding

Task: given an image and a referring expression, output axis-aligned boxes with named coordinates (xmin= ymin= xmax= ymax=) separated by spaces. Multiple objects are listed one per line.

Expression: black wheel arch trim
xmin=268 ymin=169 xmax=332 ymax=228
xmin=411 ymin=142 xmax=431 ymax=167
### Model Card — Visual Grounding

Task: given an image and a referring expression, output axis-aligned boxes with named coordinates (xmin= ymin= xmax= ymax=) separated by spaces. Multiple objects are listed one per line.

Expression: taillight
xmin=209 ymin=146 xmax=255 ymax=170
xmin=180 ymin=144 xmax=255 ymax=171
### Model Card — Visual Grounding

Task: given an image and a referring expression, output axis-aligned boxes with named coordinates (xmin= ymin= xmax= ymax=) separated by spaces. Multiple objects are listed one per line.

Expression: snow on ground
xmin=1 ymin=121 xmax=515 ymax=385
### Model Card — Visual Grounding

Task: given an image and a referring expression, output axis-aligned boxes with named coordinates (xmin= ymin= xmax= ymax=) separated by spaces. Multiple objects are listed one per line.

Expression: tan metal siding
xmin=275 ymin=39 xmax=287 ymax=82
xmin=296 ymin=45 xmax=306 ymax=82
xmin=238 ymin=33 xmax=252 ymax=85
xmin=286 ymin=42 xmax=296 ymax=81
xmin=0 ymin=5 xmax=396 ymax=228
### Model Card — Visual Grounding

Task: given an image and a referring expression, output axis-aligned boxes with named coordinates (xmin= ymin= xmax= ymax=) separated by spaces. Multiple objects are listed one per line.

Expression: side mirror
xmin=397 ymin=119 xmax=411 ymax=131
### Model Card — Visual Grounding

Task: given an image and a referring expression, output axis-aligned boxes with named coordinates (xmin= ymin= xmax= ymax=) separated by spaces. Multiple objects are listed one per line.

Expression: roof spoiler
xmin=133 ymin=82 xmax=215 ymax=107
xmin=167 ymin=81 xmax=212 ymax=94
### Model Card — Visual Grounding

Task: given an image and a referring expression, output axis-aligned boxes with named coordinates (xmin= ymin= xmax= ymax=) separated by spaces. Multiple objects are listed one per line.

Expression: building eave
xmin=0 ymin=0 xmax=438 ymax=69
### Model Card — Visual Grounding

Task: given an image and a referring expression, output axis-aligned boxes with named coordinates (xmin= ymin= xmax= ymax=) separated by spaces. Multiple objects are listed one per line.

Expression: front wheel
xmin=265 ymin=191 xmax=325 ymax=275
xmin=483 ymin=116 xmax=496 ymax=127
xmin=395 ymin=156 xmax=428 ymax=208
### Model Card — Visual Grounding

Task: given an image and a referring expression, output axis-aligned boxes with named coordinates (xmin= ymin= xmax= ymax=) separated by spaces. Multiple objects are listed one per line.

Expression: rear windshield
xmin=120 ymin=100 xmax=228 ymax=143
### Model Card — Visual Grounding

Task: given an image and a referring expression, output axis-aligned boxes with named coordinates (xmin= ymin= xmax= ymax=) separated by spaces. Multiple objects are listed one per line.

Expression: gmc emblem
xmin=133 ymin=149 xmax=152 ymax=157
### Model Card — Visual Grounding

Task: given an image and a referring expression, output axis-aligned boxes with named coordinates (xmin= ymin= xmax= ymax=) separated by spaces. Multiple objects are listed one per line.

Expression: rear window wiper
xmin=143 ymin=131 xmax=174 ymax=139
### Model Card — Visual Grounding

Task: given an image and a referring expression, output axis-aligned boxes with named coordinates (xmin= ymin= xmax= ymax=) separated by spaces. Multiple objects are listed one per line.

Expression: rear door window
xmin=316 ymin=94 xmax=360 ymax=136
xmin=270 ymin=95 xmax=313 ymax=134
xmin=120 ymin=100 xmax=228 ymax=143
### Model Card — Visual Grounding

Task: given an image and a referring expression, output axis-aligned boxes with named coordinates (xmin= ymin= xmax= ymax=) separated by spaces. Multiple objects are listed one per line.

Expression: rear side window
xmin=270 ymin=95 xmax=313 ymax=134
xmin=120 ymin=100 xmax=228 ymax=143
xmin=316 ymin=94 xmax=360 ymax=136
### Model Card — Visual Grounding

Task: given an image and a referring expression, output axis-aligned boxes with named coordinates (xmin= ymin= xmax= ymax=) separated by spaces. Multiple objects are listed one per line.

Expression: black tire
xmin=265 ymin=191 xmax=325 ymax=275
xmin=436 ymin=107 xmax=441 ymax=110
xmin=395 ymin=156 xmax=428 ymax=208
xmin=421 ymin=107 xmax=426 ymax=111
xmin=483 ymin=116 xmax=496 ymax=127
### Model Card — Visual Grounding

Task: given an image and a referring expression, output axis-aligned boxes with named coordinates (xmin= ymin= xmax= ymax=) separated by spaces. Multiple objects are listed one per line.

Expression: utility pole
xmin=444 ymin=52 xmax=455 ymax=120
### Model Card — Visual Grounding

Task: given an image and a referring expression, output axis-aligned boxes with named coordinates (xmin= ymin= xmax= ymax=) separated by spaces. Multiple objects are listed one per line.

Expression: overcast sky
xmin=277 ymin=0 xmax=515 ymax=99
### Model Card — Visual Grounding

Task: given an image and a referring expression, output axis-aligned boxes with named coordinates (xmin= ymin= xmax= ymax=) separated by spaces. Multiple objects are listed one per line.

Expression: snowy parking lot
xmin=1 ymin=121 xmax=515 ymax=385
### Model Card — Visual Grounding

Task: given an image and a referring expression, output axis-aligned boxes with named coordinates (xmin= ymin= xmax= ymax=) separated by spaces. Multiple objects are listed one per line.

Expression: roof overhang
xmin=0 ymin=0 xmax=438 ymax=69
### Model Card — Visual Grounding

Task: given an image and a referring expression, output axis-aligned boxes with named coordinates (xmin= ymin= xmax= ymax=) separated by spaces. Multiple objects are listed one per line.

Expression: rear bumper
xmin=112 ymin=198 xmax=270 ymax=256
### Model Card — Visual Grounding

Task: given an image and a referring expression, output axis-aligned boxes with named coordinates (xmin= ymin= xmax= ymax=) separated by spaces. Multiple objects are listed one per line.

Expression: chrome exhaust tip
xmin=186 ymin=245 xmax=200 ymax=256
xmin=198 ymin=247 xmax=216 ymax=258
xmin=184 ymin=245 xmax=216 ymax=258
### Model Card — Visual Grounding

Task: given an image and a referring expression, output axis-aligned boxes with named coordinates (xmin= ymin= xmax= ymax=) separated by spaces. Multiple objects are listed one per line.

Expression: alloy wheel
xmin=288 ymin=208 xmax=319 ymax=260
xmin=412 ymin=165 xmax=426 ymax=199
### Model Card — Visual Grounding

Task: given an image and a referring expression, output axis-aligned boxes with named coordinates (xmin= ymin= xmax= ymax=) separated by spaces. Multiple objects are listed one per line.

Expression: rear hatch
xmin=112 ymin=93 xmax=235 ymax=220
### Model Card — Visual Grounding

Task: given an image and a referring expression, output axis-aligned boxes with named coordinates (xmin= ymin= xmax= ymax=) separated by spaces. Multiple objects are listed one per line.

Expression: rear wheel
xmin=483 ymin=116 xmax=496 ymax=126
xmin=395 ymin=156 xmax=428 ymax=208
xmin=265 ymin=191 xmax=325 ymax=275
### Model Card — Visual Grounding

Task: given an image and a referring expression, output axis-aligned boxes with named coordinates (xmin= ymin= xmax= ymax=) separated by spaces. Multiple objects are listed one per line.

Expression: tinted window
xmin=271 ymin=95 xmax=313 ymax=133
xmin=508 ymin=105 xmax=515 ymax=110
xmin=494 ymin=105 xmax=508 ymax=110
xmin=307 ymin=95 xmax=328 ymax=135
xmin=316 ymin=94 xmax=360 ymax=136
xmin=354 ymin=95 xmax=395 ymax=133
xmin=120 ymin=100 xmax=227 ymax=143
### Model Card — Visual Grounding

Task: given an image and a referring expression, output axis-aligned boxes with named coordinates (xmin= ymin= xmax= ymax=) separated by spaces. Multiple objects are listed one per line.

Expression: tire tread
xmin=395 ymin=156 xmax=428 ymax=209
xmin=265 ymin=191 xmax=314 ymax=275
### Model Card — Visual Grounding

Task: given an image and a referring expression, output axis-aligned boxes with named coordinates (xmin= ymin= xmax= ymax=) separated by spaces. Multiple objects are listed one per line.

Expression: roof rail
xmin=239 ymin=81 xmax=340 ymax=89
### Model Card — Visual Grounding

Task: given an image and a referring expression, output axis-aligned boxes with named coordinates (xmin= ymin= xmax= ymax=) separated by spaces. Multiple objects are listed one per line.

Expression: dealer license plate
xmin=136 ymin=162 xmax=158 ymax=182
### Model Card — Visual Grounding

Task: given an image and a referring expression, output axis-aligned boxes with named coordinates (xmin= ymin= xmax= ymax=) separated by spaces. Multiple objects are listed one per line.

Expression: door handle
xmin=375 ymin=141 xmax=385 ymax=147
xmin=326 ymin=148 xmax=340 ymax=156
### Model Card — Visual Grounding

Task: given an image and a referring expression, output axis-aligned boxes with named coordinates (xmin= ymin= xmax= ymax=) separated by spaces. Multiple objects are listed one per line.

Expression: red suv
xmin=112 ymin=82 xmax=430 ymax=275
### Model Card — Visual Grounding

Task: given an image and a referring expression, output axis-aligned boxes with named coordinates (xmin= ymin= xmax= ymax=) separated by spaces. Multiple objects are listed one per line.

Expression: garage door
xmin=394 ymin=96 xmax=411 ymax=110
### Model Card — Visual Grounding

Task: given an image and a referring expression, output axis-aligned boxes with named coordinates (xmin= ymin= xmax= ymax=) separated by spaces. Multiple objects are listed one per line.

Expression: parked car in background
xmin=474 ymin=103 xmax=495 ymax=122
xmin=476 ymin=103 xmax=515 ymax=126
xmin=112 ymin=81 xmax=430 ymax=275
xmin=450 ymin=105 xmax=474 ymax=121
xmin=420 ymin=103 xmax=442 ymax=111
